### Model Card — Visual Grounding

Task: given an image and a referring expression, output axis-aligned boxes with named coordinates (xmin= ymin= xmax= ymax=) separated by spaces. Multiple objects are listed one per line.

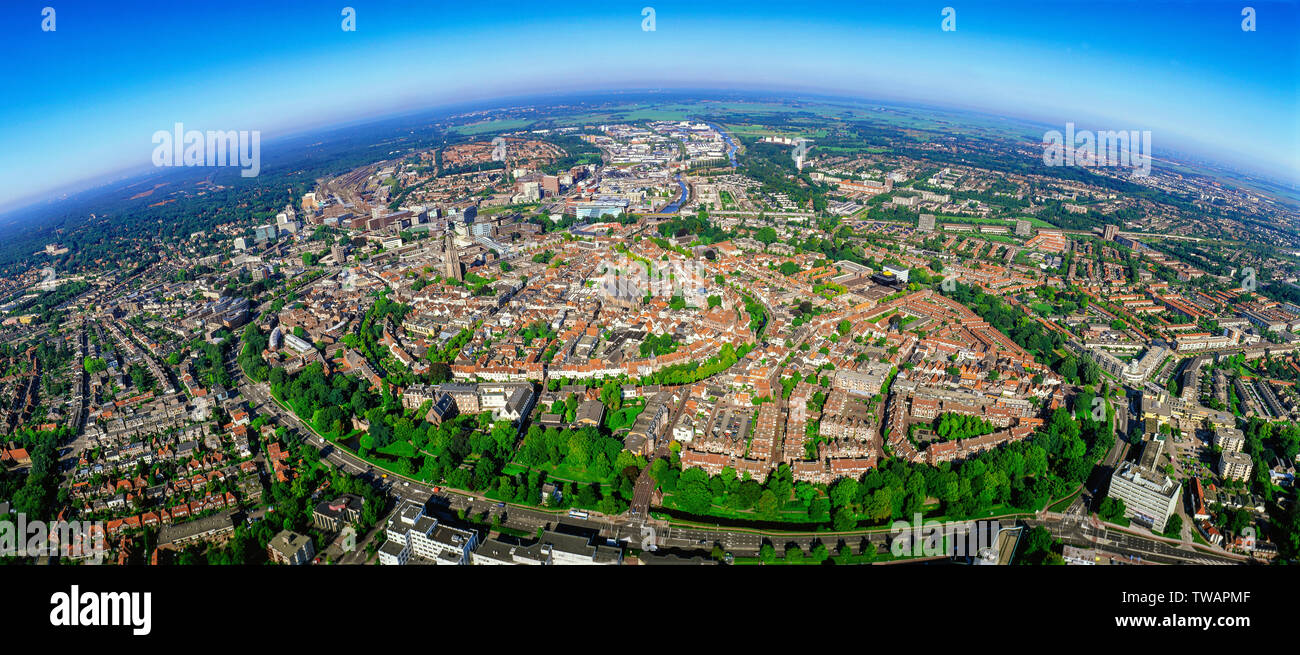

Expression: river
xmin=660 ymin=174 xmax=689 ymax=214
xmin=707 ymin=122 xmax=739 ymax=166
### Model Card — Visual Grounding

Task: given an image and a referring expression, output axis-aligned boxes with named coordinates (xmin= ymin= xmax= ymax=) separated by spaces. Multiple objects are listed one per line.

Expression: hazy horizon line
xmin=6 ymin=84 xmax=1296 ymax=218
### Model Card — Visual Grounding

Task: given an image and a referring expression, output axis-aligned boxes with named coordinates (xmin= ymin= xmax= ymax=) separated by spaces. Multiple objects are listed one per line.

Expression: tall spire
xmin=444 ymin=230 xmax=462 ymax=281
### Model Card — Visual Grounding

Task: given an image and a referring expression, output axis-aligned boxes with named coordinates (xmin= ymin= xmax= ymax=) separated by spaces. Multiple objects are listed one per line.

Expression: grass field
xmin=529 ymin=98 xmax=1054 ymax=154
xmin=376 ymin=440 xmax=417 ymax=458
xmin=450 ymin=118 xmax=535 ymax=135
xmin=659 ymin=492 xmax=821 ymax=524
xmin=934 ymin=214 xmax=1055 ymax=228
xmin=502 ymin=460 xmax=614 ymax=488
xmin=723 ymin=123 xmax=827 ymax=140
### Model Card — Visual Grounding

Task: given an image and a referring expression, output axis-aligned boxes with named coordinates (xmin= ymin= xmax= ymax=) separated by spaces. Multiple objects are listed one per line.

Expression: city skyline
xmin=3 ymin=0 xmax=1298 ymax=209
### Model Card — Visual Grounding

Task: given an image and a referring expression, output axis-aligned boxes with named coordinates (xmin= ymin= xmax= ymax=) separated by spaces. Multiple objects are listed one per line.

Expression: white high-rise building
xmin=378 ymin=501 xmax=477 ymax=565
xmin=918 ymin=214 xmax=936 ymax=233
xmin=1108 ymin=460 xmax=1181 ymax=532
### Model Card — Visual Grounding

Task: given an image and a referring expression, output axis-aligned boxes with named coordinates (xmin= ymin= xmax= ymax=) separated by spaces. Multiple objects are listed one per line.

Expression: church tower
xmin=444 ymin=231 xmax=462 ymax=281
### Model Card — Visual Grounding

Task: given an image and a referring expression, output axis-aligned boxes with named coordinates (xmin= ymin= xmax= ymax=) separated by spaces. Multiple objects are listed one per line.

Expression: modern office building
xmin=1108 ymin=458 xmax=1181 ymax=532
xmin=538 ymin=531 xmax=624 ymax=565
xmin=883 ymin=265 xmax=910 ymax=283
xmin=470 ymin=220 xmax=496 ymax=238
xmin=576 ymin=200 xmax=628 ymax=220
xmin=378 ymin=500 xmax=478 ymax=565
xmin=446 ymin=204 xmax=477 ymax=224
xmin=472 ymin=537 xmax=553 ymax=565
xmin=253 ymin=224 xmax=278 ymax=243
xmin=870 ymin=269 xmax=906 ymax=288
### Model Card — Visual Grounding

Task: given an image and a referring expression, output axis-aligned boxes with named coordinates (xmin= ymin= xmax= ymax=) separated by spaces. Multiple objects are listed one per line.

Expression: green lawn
xmin=376 ymin=441 xmax=416 ymax=458
xmin=606 ymin=405 xmax=645 ymax=431
xmin=932 ymin=214 xmax=1055 ymax=229
xmin=504 ymin=459 xmax=615 ymax=488
xmin=659 ymin=493 xmax=818 ymax=524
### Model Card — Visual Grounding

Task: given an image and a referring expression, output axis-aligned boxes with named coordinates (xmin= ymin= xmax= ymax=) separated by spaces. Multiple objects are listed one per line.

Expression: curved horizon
xmin=2 ymin=0 xmax=1298 ymax=209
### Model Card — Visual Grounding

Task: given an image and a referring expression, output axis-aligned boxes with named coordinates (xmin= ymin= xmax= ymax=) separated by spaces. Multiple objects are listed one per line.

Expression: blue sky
xmin=1 ymin=0 xmax=1297 ymax=207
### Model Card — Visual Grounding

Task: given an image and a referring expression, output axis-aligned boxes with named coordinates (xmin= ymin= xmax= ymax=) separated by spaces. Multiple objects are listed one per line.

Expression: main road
xmin=1029 ymin=512 xmax=1246 ymax=565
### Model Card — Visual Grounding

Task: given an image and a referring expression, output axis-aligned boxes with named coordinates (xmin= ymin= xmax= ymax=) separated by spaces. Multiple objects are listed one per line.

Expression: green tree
xmin=810 ymin=542 xmax=829 ymax=564
xmin=1098 ymin=496 xmax=1126 ymax=522
xmin=832 ymin=506 xmax=857 ymax=531
xmin=1162 ymin=513 xmax=1183 ymax=539
xmin=756 ymin=490 xmax=779 ymax=519
xmin=784 ymin=543 xmax=804 ymax=563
